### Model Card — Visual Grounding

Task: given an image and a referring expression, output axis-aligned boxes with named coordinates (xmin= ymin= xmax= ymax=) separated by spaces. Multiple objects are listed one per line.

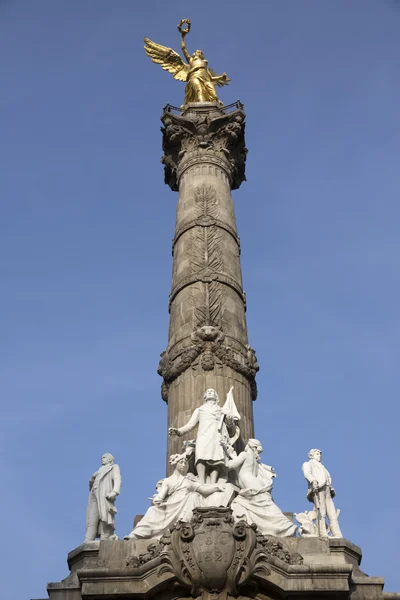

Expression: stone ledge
xmin=329 ymin=537 xmax=363 ymax=564
xmin=353 ymin=577 xmax=385 ymax=585
xmin=67 ymin=541 xmax=99 ymax=571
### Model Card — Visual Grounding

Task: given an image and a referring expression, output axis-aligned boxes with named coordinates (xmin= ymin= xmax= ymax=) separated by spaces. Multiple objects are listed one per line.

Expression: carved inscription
xmin=195 ymin=528 xmax=232 ymax=566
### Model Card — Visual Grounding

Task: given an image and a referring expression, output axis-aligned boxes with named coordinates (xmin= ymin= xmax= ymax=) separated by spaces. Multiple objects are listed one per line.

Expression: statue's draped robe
xmin=86 ymin=464 xmax=121 ymax=530
xmin=127 ymin=474 xmax=202 ymax=540
xmin=179 ymin=402 xmax=230 ymax=467
xmin=231 ymin=462 xmax=297 ymax=537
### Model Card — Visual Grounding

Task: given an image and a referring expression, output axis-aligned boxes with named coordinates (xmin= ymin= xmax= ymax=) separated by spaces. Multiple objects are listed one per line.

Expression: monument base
xmin=40 ymin=508 xmax=393 ymax=600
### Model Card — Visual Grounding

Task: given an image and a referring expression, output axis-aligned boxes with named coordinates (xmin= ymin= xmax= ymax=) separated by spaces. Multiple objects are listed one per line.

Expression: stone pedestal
xmin=43 ymin=508 xmax=393 ymax=600
xmin=158 ymin=102 xmax=259 ymax=465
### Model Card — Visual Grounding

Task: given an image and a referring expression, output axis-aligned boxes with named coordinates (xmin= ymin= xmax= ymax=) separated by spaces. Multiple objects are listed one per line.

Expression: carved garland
xmin=158 ymin=326 xmax=259 ymax=402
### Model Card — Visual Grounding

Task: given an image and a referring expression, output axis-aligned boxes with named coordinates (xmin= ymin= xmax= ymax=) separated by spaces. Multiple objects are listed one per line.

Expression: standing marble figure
xmin=302 ymin=448 xmax=342 ymax=538
xmin=169 ymin=388 xmax=237 ymax=484
xmin=85 ymin=453 xmax=122 ymax=542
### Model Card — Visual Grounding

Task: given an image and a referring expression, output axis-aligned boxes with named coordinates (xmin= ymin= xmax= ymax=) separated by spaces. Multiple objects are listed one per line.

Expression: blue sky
xmin=1 ymin=1 xmax=399 ymax=598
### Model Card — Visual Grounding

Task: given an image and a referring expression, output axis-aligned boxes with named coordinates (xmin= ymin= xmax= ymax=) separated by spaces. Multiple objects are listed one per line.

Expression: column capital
xmin=161 ymin=101 xmax=247 ymax=191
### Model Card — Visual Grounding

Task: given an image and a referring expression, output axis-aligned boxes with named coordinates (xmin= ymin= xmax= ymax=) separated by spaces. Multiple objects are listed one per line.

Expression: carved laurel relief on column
xmin=187 ymin=184 xmax=225 ymax=331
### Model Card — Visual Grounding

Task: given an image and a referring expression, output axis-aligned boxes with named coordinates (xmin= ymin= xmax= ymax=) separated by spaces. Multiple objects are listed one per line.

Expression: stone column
xmin=157 ymin=102 xmax=259 ymax=466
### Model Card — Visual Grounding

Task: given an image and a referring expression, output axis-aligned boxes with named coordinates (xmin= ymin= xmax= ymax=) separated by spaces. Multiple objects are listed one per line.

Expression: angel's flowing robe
xmin=185 ymin=61 xmax=218 ymax=104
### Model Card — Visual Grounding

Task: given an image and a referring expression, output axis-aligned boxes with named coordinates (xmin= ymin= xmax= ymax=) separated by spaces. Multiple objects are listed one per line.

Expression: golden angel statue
xmin=144 ymin=19 xmax=230 ymax=105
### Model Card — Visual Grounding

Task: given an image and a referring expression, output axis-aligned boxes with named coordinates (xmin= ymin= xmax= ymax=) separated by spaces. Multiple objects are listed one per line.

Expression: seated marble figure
xmin=228 ymin=439 xmax=297 ymax=537
xmin=124 ymin=453 xmax=222 ymax=540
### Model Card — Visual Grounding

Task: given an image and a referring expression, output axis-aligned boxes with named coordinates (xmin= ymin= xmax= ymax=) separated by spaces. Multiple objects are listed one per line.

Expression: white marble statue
xmin=85 ymin=453 xmax=121 ymax=542
xmin=124 ymin=453 xmax=223 ymax=540
xmin=295 ymin=508 xmax=341 ymax=538
xmin=228 ymin=439 xmax=297 ymax=537
xmin=293 ymin=510 xmax=318 ymax=537
xmin=302 ymin=448 xmax=343 ymax=538
xmin=168 ymin=387 xmax=239 ymax=484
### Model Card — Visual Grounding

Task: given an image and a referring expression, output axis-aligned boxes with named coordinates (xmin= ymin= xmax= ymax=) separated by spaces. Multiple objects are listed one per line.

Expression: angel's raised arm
xmin=180 ymin=33 xmax=191 ymax=63
xmin=177 ymin=18 xmax=191 ymax=64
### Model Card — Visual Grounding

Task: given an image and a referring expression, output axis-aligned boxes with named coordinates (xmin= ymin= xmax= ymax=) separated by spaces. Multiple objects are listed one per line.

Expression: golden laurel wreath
xmin=177 ymin=19 xmax=191 ymax=35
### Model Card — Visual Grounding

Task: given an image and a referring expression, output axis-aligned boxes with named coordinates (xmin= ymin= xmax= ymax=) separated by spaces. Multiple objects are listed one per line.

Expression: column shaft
xmin=157 ymin=102 xmax=259 ymax=468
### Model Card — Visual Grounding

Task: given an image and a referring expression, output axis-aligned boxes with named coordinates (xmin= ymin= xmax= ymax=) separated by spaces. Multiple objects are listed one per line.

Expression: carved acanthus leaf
xmin=161 ymin=107 xmax=247 ymax=191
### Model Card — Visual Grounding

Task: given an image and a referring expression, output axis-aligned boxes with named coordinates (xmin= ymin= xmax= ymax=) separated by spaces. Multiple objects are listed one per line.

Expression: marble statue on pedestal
xmin=302 ymin=448 xmax=343 ymax=538
xmin=85 ymin=453 xmax=121 ymax=542
xmin=228 ymin=439 xmax=297 ymax=537
xmin=124 ymin=453 xmax=223 ymax=540
xmin=169 ymin=387 xmax=239 ymax=485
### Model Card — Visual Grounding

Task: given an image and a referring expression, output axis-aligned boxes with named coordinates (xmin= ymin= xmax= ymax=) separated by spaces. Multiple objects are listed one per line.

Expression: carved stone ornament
xmin=158 ymin=507 xmax=272 ymax=600
xmin=158 ymin=326 xmax=259 ymax=402
xmin=161 ymin=105 xmax=247 ymax=191
xmin=126 ymin=542 xmax=164 ymax=568
xmin=256 ymin=533 xmax=304 ymax=566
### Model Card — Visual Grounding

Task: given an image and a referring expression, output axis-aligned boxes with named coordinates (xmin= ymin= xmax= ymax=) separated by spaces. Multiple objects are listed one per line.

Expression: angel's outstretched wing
xmin=144 ymin=37 xmax=189 ymax=82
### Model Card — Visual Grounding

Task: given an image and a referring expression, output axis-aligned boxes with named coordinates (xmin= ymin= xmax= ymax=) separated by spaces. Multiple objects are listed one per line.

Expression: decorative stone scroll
xmin=158 ymin=507 xmax=272 ymax=600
